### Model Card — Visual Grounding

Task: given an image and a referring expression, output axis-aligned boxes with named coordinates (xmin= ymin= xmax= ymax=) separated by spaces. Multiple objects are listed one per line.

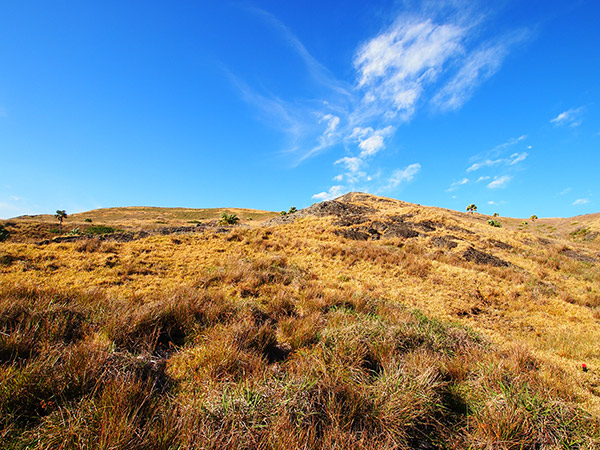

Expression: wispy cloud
xmin=466 ymin=135 xmax=527 ymax=172
xmin=559 ymin=187 xmax=572 ymax=196
xmin=572 ymin=198 xmax=589 ymax=206
xmin=388 ymin=163 xmax=422 ymax=187
xmin=446 ymin=177 xmax=469 ymax=191
xmin=247 ymin=6 xmax=351 ymax=97
xmin=335 ymin=156 xmax=362 ymax=173
xmin=487 ymin=175 xmax=511 ymax=189
xmin=551 ymin=107 xmax=584 ymax=128
xmin=232 ymin=4 xmax=529 ymax=201
xmin=467 ymin=151 xmax=528 ymax=172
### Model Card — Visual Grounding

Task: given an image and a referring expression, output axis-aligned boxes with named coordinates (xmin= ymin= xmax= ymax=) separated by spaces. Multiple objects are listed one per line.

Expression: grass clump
xmin=82 ymin=224 xmax=118 ymax=235
xmin=219 ymin=212 xmax=240 ymax=225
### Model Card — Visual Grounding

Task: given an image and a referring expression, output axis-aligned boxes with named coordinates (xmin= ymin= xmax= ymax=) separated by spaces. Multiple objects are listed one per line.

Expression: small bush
xmin=219 ymin=212 xmax=239 ymax=225
xmin=83 ymin=225 xmax=117 ymax=235
xmin=84 ymin=218 xmax=92 ymax=223
xmin=488 ymin=220 xmax=501 ymax=228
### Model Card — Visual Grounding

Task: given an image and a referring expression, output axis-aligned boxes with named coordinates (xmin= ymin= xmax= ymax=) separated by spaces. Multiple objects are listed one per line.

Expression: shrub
xmin=83 ymin=225 xmax=117 ymax=235
xmin=84 ymin=218 xmax=92 ymax=223
xmin=219 ymin=212 xmax=239 ymax=225
xmin=488 ymin=220 xmax=501 ymax=228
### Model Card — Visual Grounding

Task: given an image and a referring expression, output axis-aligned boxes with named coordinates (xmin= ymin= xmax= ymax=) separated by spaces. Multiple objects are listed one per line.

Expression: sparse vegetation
xmin=466 ymin=204 xmax=477 ymax=214
xmin=531 ymin=214 xmax=538 ymax=222
xmin=487 ymin=219 xmax=501 ymax=227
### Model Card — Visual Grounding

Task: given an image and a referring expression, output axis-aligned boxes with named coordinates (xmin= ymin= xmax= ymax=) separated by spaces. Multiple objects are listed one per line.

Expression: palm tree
xmin=55 ymin=210 xmax=67 ymax=234
xmin=466 ymin=204 xmax=477 ymax=214
xmin=530 ymin=214 xmax=538 ymax=222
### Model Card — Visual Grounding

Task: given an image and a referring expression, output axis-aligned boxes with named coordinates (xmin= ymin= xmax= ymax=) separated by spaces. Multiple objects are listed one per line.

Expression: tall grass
xmin=1 ymin=275 xmax=598 ymax=449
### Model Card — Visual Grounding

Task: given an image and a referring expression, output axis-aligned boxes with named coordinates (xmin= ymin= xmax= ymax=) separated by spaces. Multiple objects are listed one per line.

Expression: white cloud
xmin=335 ymin=156 xmax=362 ymax=173
xmin=332 ymin=174 xmax=343 ymax=182
xmin=446 ymin=177 xmax=469 ymax=191
xmin=359 ymin=135 xmax=385 ymax=156
xmin=387 ymin=163 xmax=422 ymax=189
xmin=467 ymin=159 xmax=502 ymax=173
xmin=551 ymin=107 xmax=584 ymax=128
xmin=488 ymin=201 xmax=495 ymax=205
xmin=312 ymin=185 xmax=347 ymax=201
xmin=572 ymin=198 xmax=589 ymax=206
xmin=354 ymin=17 xmax=466 ymax=121
xmin=320 ymin=114 xmax=340 ymax=138
xmin=509 ymin=152 xmax=528 ymax=165
xmin=476 ymin=176 xmax=490 ymax=182
xmin=487 ymin=175 xmax=511 ymax=189
xmin=352 ymin=126 xmax=394 ymax=157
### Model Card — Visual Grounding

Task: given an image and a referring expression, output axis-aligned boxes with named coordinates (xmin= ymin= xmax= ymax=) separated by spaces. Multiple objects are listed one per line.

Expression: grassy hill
xmin=1 ymin=193 xmax=599 ymax=448
xmin=2 ymin=206 xmax=279 ymax=243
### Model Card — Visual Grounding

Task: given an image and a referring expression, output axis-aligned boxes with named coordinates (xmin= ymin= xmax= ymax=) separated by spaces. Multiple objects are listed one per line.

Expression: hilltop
xmin=1 ymin=193 xmax=599 ymax=448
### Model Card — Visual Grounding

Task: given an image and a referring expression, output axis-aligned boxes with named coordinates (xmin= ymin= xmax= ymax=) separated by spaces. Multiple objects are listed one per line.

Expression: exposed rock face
xmin=462 ymin=247 xmax=510 ymax=267
xmin=559 ymin=247 xmax=597 ymax=263
xmin=488 ymin=239 xmax=513 ymax=250
xmin=431 ymin=236 xmax=459 ymax=249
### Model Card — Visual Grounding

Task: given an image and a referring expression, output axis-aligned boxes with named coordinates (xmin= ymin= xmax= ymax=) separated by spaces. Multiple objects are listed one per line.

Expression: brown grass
xmin=1 ymin=193 xmax=600 ymax=448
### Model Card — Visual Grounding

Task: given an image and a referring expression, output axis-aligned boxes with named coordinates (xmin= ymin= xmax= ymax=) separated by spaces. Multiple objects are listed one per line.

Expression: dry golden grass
xmin=1 ymin=192 xmax=599 ymax=448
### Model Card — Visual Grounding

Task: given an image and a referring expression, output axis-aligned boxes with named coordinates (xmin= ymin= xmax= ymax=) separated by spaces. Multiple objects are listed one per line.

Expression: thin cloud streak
xmin=572 ymin=198 xmax=589 ymax=205
xmin=487 ymin=175 xmax=511 ymax=189
xmin=551 ymin=107 xmax=584 ymax=128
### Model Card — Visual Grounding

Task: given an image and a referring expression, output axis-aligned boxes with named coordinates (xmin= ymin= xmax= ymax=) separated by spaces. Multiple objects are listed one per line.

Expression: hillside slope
xmin=1 ymin=193 xmax=599 ymax=448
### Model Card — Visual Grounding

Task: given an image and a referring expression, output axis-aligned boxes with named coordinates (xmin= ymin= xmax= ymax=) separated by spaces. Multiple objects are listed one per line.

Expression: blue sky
xmin=1 ymin=0 xmax=598 ymax=219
